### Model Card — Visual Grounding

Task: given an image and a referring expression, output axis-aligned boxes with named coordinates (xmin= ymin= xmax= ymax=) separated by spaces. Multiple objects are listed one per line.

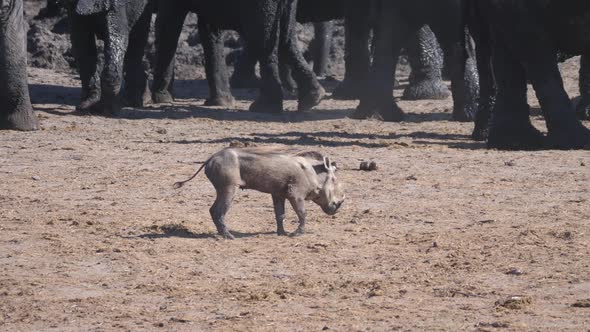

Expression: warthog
xmin=174 ymin=147 xmax=345 ymax=239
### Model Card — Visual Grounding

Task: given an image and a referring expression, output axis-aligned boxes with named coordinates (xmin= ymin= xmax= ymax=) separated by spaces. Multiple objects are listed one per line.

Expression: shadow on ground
xmin=137 ymin=129 xmax=484 ymax=149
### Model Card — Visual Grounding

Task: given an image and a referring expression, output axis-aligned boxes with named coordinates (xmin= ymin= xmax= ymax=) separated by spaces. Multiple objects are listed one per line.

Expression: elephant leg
xmin=310 ymin=21 xmax=333 ymax=77
xmin=230 ymin=41 xmax=260 ymax=89
xmin=353 ymin=1 xmax=405 ymax=122
xmin=332 ymin=2 xmax=371 ymax=100
xmin=241 ymin=2 xmax=283 ymax=113
xmin=279 ymin=0 xmax=324 ymax=112
xmin=576 ymin=55 xmax=590 ymax=120
xmin=68 ymin=9 xmax=101 ymax=113
xmin=402 ymin=25 xmax=450 ymax=101
xmin=0 ymin=0 xmax=38 ymax=131
xmin=434 ymin=24 xmax=479 ymax=122
xmin=153 ymin=5 xmax=187 ymax=104
xmin=471 ymin=15 xmax=496 ymax=141
xmin=99 ymin=10 xmax=129 ymax=115
xmin=123 ymin=3 xmax=151 ymax=108
xmin=199 ymin=20 xmax=235 ymax=107
xmin=486 ymin=38 xmax=544 ymax=150
xmin=279 ymin=60 xmax=297 ymax=96
xmin=492 ymin=10 xmax=589 ymax=149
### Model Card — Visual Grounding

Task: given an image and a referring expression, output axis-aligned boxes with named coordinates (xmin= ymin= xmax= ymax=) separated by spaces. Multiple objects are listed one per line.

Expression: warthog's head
xmin=312 ymin=156 xmax=345 ymax=215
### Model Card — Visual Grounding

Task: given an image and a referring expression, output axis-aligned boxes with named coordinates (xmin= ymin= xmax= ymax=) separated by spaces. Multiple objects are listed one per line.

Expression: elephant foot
xmin=204 ymin=95 xmax=235 ymax=107
xmin=546 ymin=122 xmax=590 ymax=150
xmin=452 ymin=103 xmax=477 ymax=122
xmin=332 ymin=79 xmax=361 ymax=100
xmin=125 ymin=90 xmax=152 ymax=108
xmin=471 ymin=123 xmax=489 ymax=142
xmin=348 ymin=106 xmax=373 ymax=120
xmin=297 ymin=86 xmax=325 ymax=112
xmin=152 ymin=90 xmax=174 ymax=104
xmin=378 ymin=104 xmax=405 ymax=122
xmin=78 ymin=92 xmax=101 ymax=113
xmin=230 ymin=73 xmax=260 ymax=89
xmin=0 ymin=109 xmax=39 ymax=131
xmin=249 ymin=96 xmax=283 ymax=114
xmin=487 ymin=119 xmax=545 ymax=150
xmin=576 ymin=97 xmax=590 ymax=120
xmin=350 ymin=102 xmax=404 ymax=122
xmin=100 ymin=98 xmax=123 ymax=116
xmin=402 ymin=79 xmax=450 ymax=100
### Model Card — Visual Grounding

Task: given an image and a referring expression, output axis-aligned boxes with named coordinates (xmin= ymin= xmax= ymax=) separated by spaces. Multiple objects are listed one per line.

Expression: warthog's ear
xmin=323 ymin=156 xmax=336 ymax=172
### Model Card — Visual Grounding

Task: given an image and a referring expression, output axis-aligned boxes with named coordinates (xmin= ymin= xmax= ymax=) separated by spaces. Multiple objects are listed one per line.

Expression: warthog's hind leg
xmin=272 ymin=195 xmax=287 ymax=236
xmin=210 ymin=187 xmax=237 ymax=239
xmin=288 ymin=197 xmax=307 ymax=237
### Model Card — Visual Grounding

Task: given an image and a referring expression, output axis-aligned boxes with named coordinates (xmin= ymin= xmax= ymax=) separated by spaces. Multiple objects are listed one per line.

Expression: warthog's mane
xmin=294 ymin=151 xmax=325 ymax=162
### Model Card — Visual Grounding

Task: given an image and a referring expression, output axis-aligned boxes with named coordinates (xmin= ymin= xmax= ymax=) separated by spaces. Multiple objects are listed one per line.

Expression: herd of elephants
xmin=1 ymin=0 xmax=590 ymax=150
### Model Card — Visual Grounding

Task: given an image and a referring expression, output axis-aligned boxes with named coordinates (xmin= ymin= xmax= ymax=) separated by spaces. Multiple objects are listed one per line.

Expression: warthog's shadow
xmin=135 ymin=224 xmax=276 ymax=240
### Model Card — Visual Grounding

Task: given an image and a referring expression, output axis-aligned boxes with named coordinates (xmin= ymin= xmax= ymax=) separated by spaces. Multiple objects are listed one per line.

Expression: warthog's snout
xmin=323 ymin=199 xmax=344 ymax=215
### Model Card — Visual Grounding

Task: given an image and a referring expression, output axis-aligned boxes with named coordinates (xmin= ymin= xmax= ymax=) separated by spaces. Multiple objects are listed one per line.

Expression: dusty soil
xmin=1 ymin=52 xmax=590 ymax=331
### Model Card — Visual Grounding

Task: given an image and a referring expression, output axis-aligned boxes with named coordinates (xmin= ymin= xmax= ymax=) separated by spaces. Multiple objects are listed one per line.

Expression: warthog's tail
xmin=173 ymin=162 xmax=207 ymax=189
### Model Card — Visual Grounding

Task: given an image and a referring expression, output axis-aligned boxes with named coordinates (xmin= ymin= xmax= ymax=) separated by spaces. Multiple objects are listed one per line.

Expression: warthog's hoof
xmin=220 ymin=231 xmax=235 ymax=240
xmin=289 ymin=228 xmax=305 ymax=237
xmin=277 ymin=229 xmax=288 ymax=237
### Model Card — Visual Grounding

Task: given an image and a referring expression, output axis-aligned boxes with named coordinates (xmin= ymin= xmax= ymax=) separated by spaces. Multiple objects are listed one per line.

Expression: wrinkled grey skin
xmin=403 ymin=25 xmax=451 ymax=101
xmin=0 ymin=0 xmax=38 ymax=131
xmin=174 ymin=148 xmax=345 ymax=239
xmin=153 ymin=0 xmax=325 ymax=113
xmin=352 ymin=0 xmax=479 ymax=122
xmin=231 ymin=21 xmax=334 ymax=93
xmin=36 ymin=0 xmax=64 ymax=18
xmin=577 ymin=55 xmax=590 ymax=120
xmin=66 ymin=0 xmax=153 ymax=115
xmin=473 ymin=0 xmax=590 ymax=150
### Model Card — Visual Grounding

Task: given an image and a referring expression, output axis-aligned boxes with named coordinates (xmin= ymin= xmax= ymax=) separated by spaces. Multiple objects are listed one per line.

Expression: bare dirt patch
xmin=1 ymin=56 xmax=589 ymax=331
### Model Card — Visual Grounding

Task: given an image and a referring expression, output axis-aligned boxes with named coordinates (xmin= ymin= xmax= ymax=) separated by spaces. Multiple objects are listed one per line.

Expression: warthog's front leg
xmin=272 ymin=195 xmax=287 ymax=236
xmin=209 ymin=187 xmax=237 ymax=239
xmin=288 ymin=197 xmax=306 ymax=237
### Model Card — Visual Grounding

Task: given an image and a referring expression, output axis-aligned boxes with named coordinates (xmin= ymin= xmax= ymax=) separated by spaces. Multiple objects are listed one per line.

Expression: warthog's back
xmin=205 ymin=148 xmax=319 ymax=195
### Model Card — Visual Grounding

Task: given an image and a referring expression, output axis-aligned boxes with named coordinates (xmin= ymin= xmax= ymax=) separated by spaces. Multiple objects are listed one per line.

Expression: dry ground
xmin=1 ymin=58 xmax=590 ymax=331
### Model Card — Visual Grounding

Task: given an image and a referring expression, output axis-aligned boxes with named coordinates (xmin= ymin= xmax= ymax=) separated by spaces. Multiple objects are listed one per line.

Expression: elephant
xmin=230 ymin=21 xmax=335 ymax=92
xmin=471 ymin=0 xmax=590 ymax=150
xmin=36 ymin=0 xmax=64 ymax=18
xmin=333 ymin=7 xmax=451 ymax=102
xmin=65 ymin=0 xmax=153 ymax=115
xmin=0 ymin=0 xmax=38 ymax=131
xmin=352 ymin=0 xmax=479 ymax=122
xmin=577 ymin=55 xmax=590 ymax=120
xmin=152 ymin=0 xmax=325 ymax=113
xmin=230 ymin=0 xmax=343 ymax=90
xmin=232 ymin=1 xmax=451 ymax=103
